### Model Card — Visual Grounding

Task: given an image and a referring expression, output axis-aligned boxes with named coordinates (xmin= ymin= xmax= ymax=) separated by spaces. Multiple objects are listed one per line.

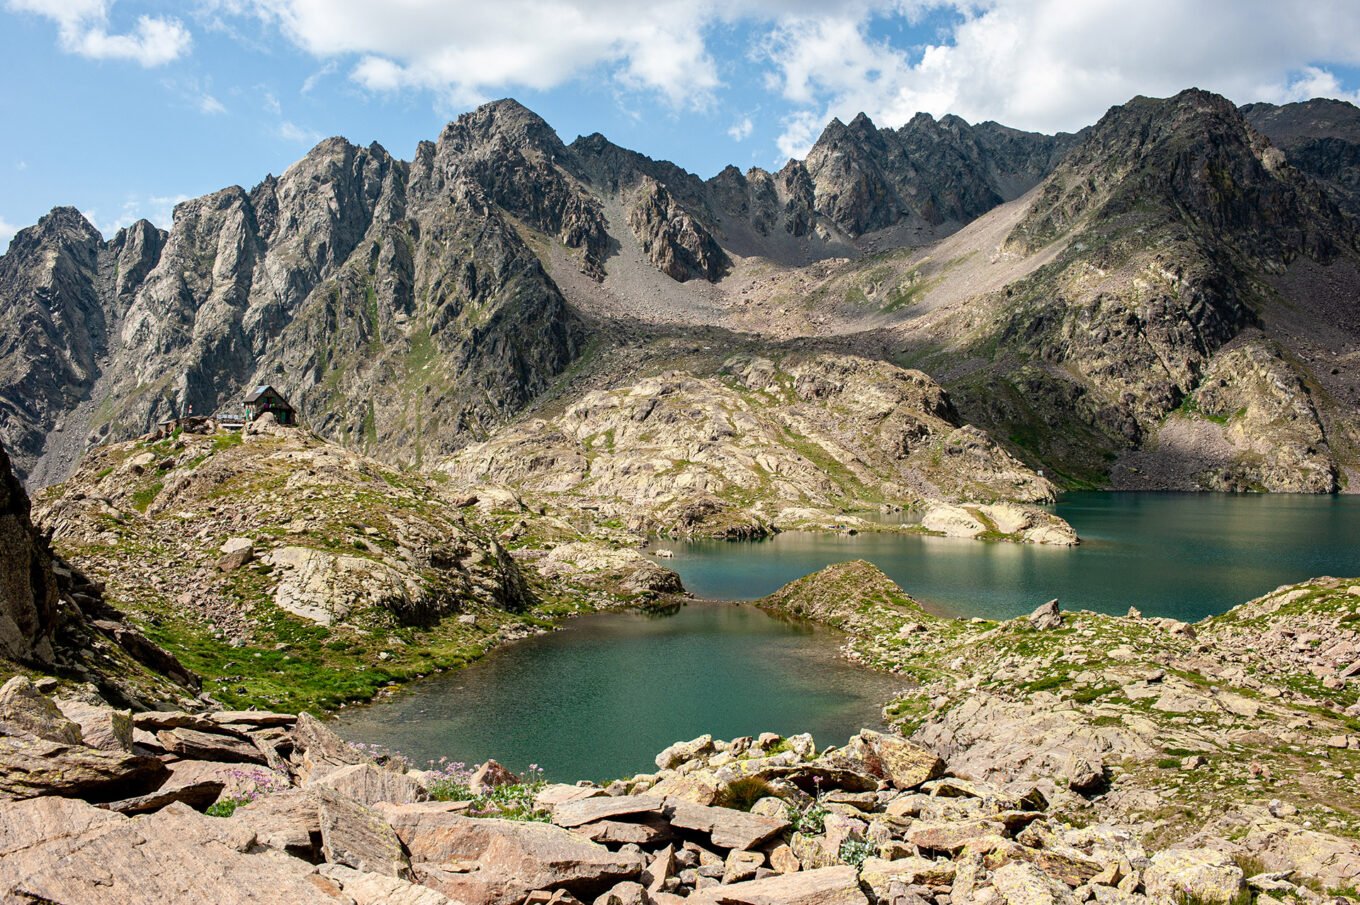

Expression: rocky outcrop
xmin=442 ymin=353 xmax=1065 ymax=539
xmin=802 ymin=111 xmax=1072 ymax=238
xmin=1113 ymin=338 xmax=1339 ymax=491
xmin=34 ymin=425 xmax=539 ymax=708
xmin=915 ymin=88 xmax=1360 ymax=486
xmin=0 ymin=442 xmax=59 ymax=664
xmin=1244 ymin=97 xmax=1360 ymax=219
xmin=627 ymin=178 xmax=730 ymax=283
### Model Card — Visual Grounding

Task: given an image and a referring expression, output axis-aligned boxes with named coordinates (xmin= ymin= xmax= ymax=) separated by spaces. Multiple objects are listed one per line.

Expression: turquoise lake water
xmin=652 ymin=492 xmax=1360 ymax=621
xmin=334 ymin=601 xmax=907 ymax=781
xmin=335 ymin=492 xmax=1360 ymax=780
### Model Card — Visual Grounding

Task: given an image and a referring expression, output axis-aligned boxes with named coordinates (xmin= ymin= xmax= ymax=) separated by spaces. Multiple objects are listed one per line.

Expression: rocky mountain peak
xmin=439 ymin=97 xmax=566 ymax=161
xmin=11 ymin=206 xmax=102 ymax=250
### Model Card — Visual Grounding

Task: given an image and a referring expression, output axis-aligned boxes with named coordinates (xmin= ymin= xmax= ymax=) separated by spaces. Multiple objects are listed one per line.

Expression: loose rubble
xmin=2 ymin=676 xmax=1357 ymax=904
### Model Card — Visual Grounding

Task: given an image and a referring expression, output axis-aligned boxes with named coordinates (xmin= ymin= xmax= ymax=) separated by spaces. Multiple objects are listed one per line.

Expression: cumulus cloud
xmin=234 ymin=0 xmax=727 ymax=108
xmin=0 ymin=217 xmax=18 ymax=246
xmin=728 ymin=115 xmax=754 ymax=141
xmin=8 ymin=0 xmax=191 ymax=66
xmin=205 ymin=0 xmax=1360 ymax=162
xmin=762 ymin=0 xmax=1360 ymax=156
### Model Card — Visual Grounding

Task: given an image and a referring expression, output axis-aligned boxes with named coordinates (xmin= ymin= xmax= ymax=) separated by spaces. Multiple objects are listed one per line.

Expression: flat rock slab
xmin=381 ymin=808 xmax=645 ymax=905
xmin=0 ymin=733 xmax=167 ymax=801
xmin=552 ymin=794 xmax=665 ymax=828
xmin=536 ymin=783 xmax=608 ymax=810
xmin=156 ymin=727 xmax=266 ymax=764
xmin=0 ymin=798 xmax=345 ymax=904
xmin=662 ymin=798 xmax=790 ymax=851
xmin=576 ymin=815 xmax=676 ymax=846
xmin=318 ymin=864 xmax=457 ymax=905
xmin=133 ymin=710 xmax=224 ymax=732
xmin=687 ymin=866 xmax=869 ymax=904
xmin=311 ymin=762 xmax=429 ymax=806
xmin=210 ymin=710 xmax=298 ymax=728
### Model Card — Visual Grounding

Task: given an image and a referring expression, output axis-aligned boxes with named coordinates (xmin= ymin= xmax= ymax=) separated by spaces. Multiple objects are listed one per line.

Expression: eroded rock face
xmin=442 ymin=353 xmax=1062 ymax=539
xmin=382 ymin=809 xmax=646 ymax=905
xmin=0 ymin=442 xmax=59 ymax=664
xmin=628 ymin=177 xmax=730 ymax=283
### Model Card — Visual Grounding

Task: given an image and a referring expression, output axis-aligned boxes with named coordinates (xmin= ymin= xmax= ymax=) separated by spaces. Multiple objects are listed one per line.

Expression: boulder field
xmin=5 ymin=675 xmax=1356 ymax=904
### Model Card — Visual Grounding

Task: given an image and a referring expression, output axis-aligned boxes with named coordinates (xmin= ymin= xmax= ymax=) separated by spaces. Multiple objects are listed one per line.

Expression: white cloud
xmin=278 ymin=120 xmax=322 ymax=144
xmin=8 ymin=0 xmax=191 ymax=66
xmin=763 ymin=0 xmax=1360 ymax=155
xmin=728 ymin=115 xmax=754 ymax=141
xmin=300 ymin=60 xmax=337 ymax=94
xmin=0 ymin=217 xmax=18 ymax=246
xmin=198 ymin=92 xmax=226 ymax=115
xmin=262 ymin=90 xmax=282 ymax=115
xmin=233 ymin=0 xmax=728 ymax=108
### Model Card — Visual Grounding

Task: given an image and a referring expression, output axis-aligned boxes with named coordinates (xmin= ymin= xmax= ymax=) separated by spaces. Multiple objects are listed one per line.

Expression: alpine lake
xmin=335 ymin=492 xmax=1360 ymax=781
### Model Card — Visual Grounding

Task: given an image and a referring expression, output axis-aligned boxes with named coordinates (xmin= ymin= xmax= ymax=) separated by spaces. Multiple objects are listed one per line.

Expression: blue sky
xmin=3 ymin=0 xmax=1360 ymax=244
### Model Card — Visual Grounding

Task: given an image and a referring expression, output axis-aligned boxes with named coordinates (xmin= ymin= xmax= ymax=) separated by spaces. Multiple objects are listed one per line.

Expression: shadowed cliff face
xmin=1243 ymin=97 xmax=1360 ymax=220
xmin=0 ymin=442 xmax=59 ymax=665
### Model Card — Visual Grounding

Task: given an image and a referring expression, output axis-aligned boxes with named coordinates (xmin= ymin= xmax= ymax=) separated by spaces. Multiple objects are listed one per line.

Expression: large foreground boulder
xmin=381 ymin=805 xmax=645 ymax=905
xmin=0 ymin=733 xmax=167 ymax=800
xmin=0 ymin=798 xmax=345 ymax=903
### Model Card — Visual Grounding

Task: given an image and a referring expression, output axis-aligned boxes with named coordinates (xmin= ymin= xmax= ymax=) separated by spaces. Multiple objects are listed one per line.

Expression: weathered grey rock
xmin=231 ymin=788 xmax=324 ymax=857
xmin=294 ymin=711 xmax=368 ymax=782
xmin=311 ymin=762 xmax=429 ymax=806
xmin=1029 ymin=599 xmax=1063 ymax=631
xmin=990 ymin=860 xmax=1074 ymax=904
xmin=649 ymin=769 xmax=723 ymax=805
xmin=318 ymin=789 xmax=412 ymax=879
xmin=829 ymin=729 xmax=944 ymax=790
xmin=662 ymin=798 xmax=789 ymax=851
xmin=156 ymin=726 xmax=266 ymax=764
xmin=469 ymin=758 xmax=518 ymax=794
xmin=858 ymin=857 xmax=956 ymax=900
xmin=656 ymin=735 xmax=716 ymax=770
xmin=0 ymin=675 xmax=82 ymax=743
xmin=381 ymin=807 xmax=645 ymax=905
xmin=687 ymin=865 xmax=868 ymax=904
xmin=0 ymin=798 xmax=344 ymax=903
xmin=0 ymin=732 xmax=167 ymax=800
xmin=1144 ymin=848 xmax=1246 ymax=904
xmin=217 ymin=537 xmax=255 ymax=572
xmin=56 ymin=697 xmax=133 ymax=752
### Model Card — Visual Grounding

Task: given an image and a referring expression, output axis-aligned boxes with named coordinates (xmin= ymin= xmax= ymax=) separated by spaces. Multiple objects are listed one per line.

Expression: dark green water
xmin=657 ymin=492 xmax=1360 ymax=621
xmin=335 ymin=602 xmax=907 ymax=781
xmin=336 ymin=492 xmax=1360 ymax=780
